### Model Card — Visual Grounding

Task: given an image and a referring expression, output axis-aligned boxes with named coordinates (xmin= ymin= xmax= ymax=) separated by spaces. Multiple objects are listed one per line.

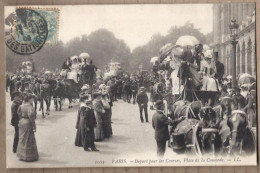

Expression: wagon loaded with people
xmin=151 ymin=35 xmax=257 ymax=156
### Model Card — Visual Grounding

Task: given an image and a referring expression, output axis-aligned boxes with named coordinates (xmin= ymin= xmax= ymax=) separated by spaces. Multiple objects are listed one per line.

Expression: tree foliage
xmin=6 ymin=23 xmax=213 ymax=73
xmin=131 ymin=22 xmax=212 ymax=71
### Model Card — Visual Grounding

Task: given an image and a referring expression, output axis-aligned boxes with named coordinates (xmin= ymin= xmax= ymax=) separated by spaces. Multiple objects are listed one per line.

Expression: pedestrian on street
xmin=101 ymin=90 xmax=113 ymax=138
xmin=93 ymin=91 xmax=105 ymax=141
xmin=75 ymin=93 xmax=99 ymax=151
xmin=11 ymin=91 xmax=22 ymax=153
xmin=131 ymin=81 xmax=138 ymax=104
xmin=152 ymin=100 xmax=184 ymax=157
xmin=16 ymin=93 xmax=39 ymax=162
xmin=136 ymin=86 xmax=149 ymax=123
xmin=75 ymin=93 xmax=90 ymax=147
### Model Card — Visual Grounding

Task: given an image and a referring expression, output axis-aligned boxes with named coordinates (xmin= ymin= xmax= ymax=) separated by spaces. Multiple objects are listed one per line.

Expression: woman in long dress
xmin=101 ymin=90 xmax=113 ymax=138
xmin=17 ymin=93 xmax=38 ymax=162
xmin=93 ymin=91 xmax=105 ymax=141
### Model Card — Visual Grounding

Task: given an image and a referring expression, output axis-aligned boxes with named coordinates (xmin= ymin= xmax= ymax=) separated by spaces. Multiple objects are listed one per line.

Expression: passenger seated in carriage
xmin=200 ymin=50 xmax=219 ymax=106
xmin=61 ymin=57 xmax=72 ymax=78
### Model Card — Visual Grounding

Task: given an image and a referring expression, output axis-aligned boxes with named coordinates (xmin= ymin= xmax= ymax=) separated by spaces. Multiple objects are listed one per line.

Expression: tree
xmin=130 ymin=22 xmax=213 ymax=71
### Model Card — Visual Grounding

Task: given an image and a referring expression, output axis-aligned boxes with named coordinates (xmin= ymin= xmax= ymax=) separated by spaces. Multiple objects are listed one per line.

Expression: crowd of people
xmin=149 ymin=41 xmax=257 ymax=157
xmin=7 ymin=40 xmax=257 ymax=160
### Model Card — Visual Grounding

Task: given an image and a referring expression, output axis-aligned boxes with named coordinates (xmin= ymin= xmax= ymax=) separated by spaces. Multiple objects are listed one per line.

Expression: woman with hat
xmin=152 ymin=100 xmax=184 ymax=157
xmin=75 ymin=93 xmax=99 ymax=151
xmin=93 ymin=91 xmax=105 ymax=141
xmin=200 ymin=50 xmax=216 ymax=78
xmin=101 ymin=90 xmax=113 ymax=138
xmin=16 ymin=92 xmax=38 ymax=161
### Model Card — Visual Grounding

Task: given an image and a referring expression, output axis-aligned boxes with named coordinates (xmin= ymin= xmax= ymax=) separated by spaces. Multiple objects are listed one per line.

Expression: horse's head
xmin=228 ymin=110 xmax=247 ymax=153
xmin=47 ymin=79 xmax=58 ymax=90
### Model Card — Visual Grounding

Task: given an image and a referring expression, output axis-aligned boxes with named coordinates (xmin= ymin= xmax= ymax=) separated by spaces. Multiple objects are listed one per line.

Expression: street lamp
xmin=229 ymin=19 xmax=239 ymax=88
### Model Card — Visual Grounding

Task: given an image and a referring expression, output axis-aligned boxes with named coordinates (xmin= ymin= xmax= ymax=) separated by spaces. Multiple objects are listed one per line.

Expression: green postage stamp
xmin=5 ymin=7 xmax=59 ymax=55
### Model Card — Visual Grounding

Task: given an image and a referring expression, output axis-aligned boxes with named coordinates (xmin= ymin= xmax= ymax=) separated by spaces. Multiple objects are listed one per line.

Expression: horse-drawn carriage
xmin=151 ymin=36 xmax=257 ymax=156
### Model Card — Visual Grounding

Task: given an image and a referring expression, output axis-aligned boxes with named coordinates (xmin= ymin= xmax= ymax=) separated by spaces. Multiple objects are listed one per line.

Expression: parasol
xmin=238 ymin=73 xmax=256 ymax=85
xmin=176 ymin=35 xmax=199 ymax=47
xmin=79 ymin=52 xmax=90 ymax=59
xmin=159 ymin=43 xmax=175 ymax=61
xmin=44 ymin=71 xmax=52 ymax=75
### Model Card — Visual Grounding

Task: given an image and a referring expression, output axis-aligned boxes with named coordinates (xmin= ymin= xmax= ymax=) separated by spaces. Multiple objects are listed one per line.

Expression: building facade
xmin=212 ymin=3 xmax=256 ymax=77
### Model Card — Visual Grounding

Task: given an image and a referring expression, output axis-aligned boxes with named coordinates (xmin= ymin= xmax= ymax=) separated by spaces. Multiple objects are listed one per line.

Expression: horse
xmin=216 ymin=96 xmax=256 ymax=156
xmin=52 ymin=79 xmax=82 ymax=110
xmin=169 ymin=100 xmax=222 ymax=155
xmin=227 ymin=110 xmax=256 ymax=155
xmin=35 ymin=78 xmax=57 ymax=118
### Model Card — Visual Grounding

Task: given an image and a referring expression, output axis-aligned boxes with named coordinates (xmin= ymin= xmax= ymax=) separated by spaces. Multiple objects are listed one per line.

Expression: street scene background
xmin=5 ymin=3 xmax=257 ymax=168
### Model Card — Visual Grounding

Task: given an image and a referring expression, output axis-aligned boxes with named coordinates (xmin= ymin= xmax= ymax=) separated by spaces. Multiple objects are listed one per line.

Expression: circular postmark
xmin=5 ymin=8 xmax=48 ymax=55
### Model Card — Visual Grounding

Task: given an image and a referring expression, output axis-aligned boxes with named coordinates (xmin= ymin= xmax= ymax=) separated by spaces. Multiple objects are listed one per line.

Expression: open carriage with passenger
xmin=151 ymin=35 xmax=257 ymax=156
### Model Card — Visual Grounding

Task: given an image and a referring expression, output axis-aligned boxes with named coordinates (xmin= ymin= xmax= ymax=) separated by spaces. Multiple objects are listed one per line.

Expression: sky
xmin=5 ymin=4 xmax=213 ymax=50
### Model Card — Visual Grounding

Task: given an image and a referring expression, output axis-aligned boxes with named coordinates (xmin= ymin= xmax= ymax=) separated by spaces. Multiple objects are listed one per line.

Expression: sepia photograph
xmin=4 ymin=3 xmax=257 ymax=168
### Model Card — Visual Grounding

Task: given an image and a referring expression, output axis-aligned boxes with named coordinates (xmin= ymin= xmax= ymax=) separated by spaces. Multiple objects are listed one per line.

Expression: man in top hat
xmin=136 ymin=86 xmax=149 ymax=123
xmin=11 ymin=91 xmax=22 ymax=153
xmin=214 ymin=52 xmax=224 ymax=82
xmin=152 ymin=100 xmax=185 ymax=157
xmin=193 ymin=43 xmax=203 ymax=71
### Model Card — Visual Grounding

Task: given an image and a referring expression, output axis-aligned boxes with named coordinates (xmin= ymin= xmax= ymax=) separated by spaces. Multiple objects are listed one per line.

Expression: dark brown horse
xmin=52 ymin=79 xmax=82 ymax=111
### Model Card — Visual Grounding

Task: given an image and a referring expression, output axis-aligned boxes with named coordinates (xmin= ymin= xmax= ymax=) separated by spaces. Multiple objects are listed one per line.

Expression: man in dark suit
xmin=152 ymin=100 xmax=184 ymax=157
xmin=11 ymin=91 xmax=22 ymax=153
xmin=136 ymin=87 xmax=149 ymax=123
xmin=214 ymin=52 xmax=224 ymax=82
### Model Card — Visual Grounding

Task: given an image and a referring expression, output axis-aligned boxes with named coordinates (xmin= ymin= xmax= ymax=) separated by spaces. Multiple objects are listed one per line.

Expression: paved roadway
xmin=6 ymin=92 xmax=177 ymax=168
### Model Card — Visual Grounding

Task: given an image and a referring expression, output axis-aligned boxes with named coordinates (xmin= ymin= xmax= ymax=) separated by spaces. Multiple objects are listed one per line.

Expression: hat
xmin=12 ymin=91 xmax=21 ymax=99
xmin=195 ymin=44 xmax=203 ymax=53
xmin=93 ymin=91 xmax=102 ymax=97
xmin=99 ymin=84 xmax=106 ymax=90
xmin=155 ymin=100 xmax=165 ymax=109
xmin=232 ymin=86 xmax=241 ymax=91
xmin=71 ymin=56 xmax=78 ymax=61
xmin=45 ymin=71 xmax=52 ymax=75
xmin=22 ymin=92 xmax=37 ymax=100
xmin=204 ymin=50 xmax=213 ymax=59
xmin=102 ymin=90 xmax=108 ymax=95
xmin=11 ymin=75 xmax=17 ymax=80
xmin=139 ymin=86 xmax=146 ymax=91
xmin=81 ymin=85 xmax=90 ymax=90
xmin=79 ymin=92 xmax=90 ymax=102
xmin=231 ymin=110 xmax=246 ymax=116
xmin=241 ymin=84 xmax=249 ymax=89
xmin=213 ymin=51 xmax=219 ymax=57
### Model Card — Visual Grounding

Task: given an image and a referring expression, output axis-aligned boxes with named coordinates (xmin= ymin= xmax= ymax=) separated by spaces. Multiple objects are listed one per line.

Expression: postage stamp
xmin=5 ymin=7 xmax=59 ymax=55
